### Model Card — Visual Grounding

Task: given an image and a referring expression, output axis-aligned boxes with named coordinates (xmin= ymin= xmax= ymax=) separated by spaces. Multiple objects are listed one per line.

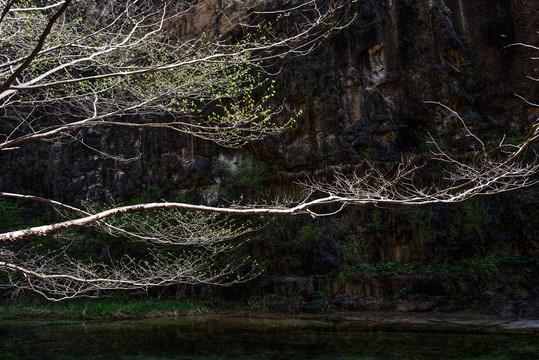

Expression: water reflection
xmin=1 ymin=316 xmax=537 ymax=359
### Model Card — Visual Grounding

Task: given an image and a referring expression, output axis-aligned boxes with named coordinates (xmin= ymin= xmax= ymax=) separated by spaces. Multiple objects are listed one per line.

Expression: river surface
xmin=1 ymin=312 xmax=538 ymax=359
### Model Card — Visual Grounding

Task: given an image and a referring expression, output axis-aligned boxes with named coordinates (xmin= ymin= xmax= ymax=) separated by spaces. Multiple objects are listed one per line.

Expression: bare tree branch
xmin=0 ymin=247 xmax=259 ymax=301
xmin=0 ymin=0 xmax=72 ymax=94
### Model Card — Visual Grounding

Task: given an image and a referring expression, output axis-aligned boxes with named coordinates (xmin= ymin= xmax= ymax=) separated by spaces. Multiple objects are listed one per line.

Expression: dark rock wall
xmin=2 ymin=0 xmax=536 ymax=197
xmin=1 ymin=0 xmax=537 ymax=300
xmin=252 ymin=0 xmax=537 ymax=170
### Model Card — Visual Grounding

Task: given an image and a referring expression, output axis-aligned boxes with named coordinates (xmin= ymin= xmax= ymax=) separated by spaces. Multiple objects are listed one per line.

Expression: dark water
xmin=1 ymin=316 xmax=537 ymax=359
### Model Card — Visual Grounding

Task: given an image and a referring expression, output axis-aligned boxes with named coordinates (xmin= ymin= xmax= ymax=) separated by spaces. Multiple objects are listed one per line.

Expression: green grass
xmin=0 ymin=297 xmax=210 ymax=320
xmin=352 ymin=256 xmax=538 ymax=279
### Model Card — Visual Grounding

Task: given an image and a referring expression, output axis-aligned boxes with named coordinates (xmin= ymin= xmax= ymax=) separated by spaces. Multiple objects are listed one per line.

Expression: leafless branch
xmin=0 ymin=247 xmax=259 ymax=301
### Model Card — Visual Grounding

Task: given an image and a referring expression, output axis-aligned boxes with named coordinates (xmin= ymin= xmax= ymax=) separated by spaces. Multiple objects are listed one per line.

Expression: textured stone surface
xmin=2 ymin=0 xmax=536 ymax=201
xmin=0 ymin=0 xmax=537 ymax=305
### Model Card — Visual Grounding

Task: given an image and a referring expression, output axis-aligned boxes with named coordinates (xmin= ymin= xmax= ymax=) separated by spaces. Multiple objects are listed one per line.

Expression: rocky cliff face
xmin=3 ymin=0 xmax=537 ymax=197
xmin=1 ymin=0 xmax=537 ymax=307
xmin=254 ymin=0 xmax=538 ymax=169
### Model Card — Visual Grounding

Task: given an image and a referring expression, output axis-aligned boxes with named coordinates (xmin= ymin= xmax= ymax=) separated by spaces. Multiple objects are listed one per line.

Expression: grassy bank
xmin=0 ymin=297 xmax=212 ymax=320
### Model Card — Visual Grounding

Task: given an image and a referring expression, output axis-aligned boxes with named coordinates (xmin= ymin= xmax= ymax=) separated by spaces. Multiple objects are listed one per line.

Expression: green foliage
xmin=408 ymin=206 xmax=435 ymax=227
xmin=349 ymin=254 xmax=538 ymax=301
xmin=448 ymin=198 xmax=493 ymax=247
xmin=217 ymin=161 xmax=277 ymax=205
xmin=293 ymin=217 xmax=344 ymax=246
xmin=367 ymin=208 xmax=384 ymax=233
xmin=397 ymin=287 xmax=408 ymax=296
xmin=458 ymin=60 xmax=476 ymax=93
xmin=174 ymin=194 xmax=193 ymax=204
xmin=0 ymin=201 xmax=60 ymax=253
xmin=203 ymin=184 xmax=220 ymax=197
xmin=248 ymin=293 xmax=303 ymax=310
xmin=408 ymin=206 xmax=435 ymax=245
xmin=225 ymin=162 xmax=269 ymax=192
xmin=249 ymin=293 xmax=281 ymax=303
xmin=372 ymin=262 xmax=401 ymax=277
xmin=484 ymin=133 xmax=528 ymax=148
xmin=0 ymin=200 xmax=22 ymax=231
xmin=461 ymin=254 xmax=502 ymax=282
xmin=335 ymin=263 xmax=359 ymax=284
xmin=340 ymin=237 xmax=368 ymax=264
xmin=456 ymin=34 xmax=476 ymax=95
xmin=130 ymin=184 xmax=162 ymax=204
xmin=326 ymin=236 xmax=370 ymax=299
xmin=0 ymin=298 xmax=208 ymax=320
xmin=313 ymin=289 xmax=329 ymax=300
xmin=297 ymin=223 xmax=321 ymax=242
xmin=358 ymin=255 xmax=536 ymax=278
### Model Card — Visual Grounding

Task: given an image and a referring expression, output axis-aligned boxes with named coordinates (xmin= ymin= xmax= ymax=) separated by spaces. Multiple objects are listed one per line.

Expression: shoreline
xmin=211 ymin=309 xmax=539 ymax=331
xmin=1 ymin=298 xmax=538 ymax=331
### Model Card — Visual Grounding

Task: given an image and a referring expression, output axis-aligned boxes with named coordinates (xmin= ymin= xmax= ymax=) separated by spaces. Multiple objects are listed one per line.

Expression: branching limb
xmin=0 ymin=247 xmax=259 ymax=301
